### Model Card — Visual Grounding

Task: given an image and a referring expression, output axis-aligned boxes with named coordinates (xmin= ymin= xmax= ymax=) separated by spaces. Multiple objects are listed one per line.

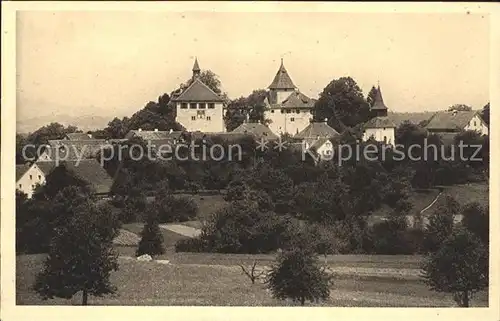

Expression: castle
xmin=174 ymin=58 xmax=395 ymax=144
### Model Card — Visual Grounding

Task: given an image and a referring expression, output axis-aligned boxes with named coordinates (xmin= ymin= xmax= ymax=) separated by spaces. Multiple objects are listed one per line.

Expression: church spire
xmin=371 ymin=84 xmax=388 ymax=117
xmin=192 ymin=57 xmax=201 ymax=78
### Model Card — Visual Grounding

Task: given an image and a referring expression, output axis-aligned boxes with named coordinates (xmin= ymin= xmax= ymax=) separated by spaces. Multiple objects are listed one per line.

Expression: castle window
xmin=191 ymin=116 xmax=196 ymax=121
xmin=290 ymin=118 xmax=295 ymax=122
xmin=296 ymin=109 xmax=300 ymax=114
xmin=190 ymin=103 xmax=197 ymax=109
xmin=29 ymin=175 xmax=32 ymax=180
xmin=474 ymin=120 xmax=477 ymax=126
xmin=207 ymin=116 xmax=211 ymax=121
xmin=384 ymin=136 xmax=387 ymax=144
xmin=286 ymin=109 xmax=291 ymax=114
xmin=271 ymin=110 xmax=274 ymax=113
xmin=38 ymin=175 xmax=41 ymax=180
xmin=208 ymin=103 xmax=215 ymax=109
xmin=19 ymin=184 xmax=22 ymax=189
xmin=181 ymin=103 xmax=188 ymax=109
xmin=199 ymin=103 xmax=206 ymax=109
xmin=281 ymin=109 xmax=285 ymax=114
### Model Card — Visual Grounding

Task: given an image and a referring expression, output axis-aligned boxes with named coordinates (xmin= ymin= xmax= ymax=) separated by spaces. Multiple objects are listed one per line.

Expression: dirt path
xmin=419 ymin=191 xmax=443 ymax=214
xmin=159 ymin=224 xmax=201 ymax=238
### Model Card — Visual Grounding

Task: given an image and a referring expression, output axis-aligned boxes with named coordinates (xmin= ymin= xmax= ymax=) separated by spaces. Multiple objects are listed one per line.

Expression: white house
xmin=425 ymin=110 xmax=489 ymax=136
xmin=294 ymin=120 xmax=340 ymax=162
xmin=263 ymin=59 xmax=316 ymax=136
xmin=16 ymin=162 xmax=50 ymax=198
xmin=171 ymin=58 xmax=226 ymax=133
xmin=362 ymin=85 xmax=396 ymax=145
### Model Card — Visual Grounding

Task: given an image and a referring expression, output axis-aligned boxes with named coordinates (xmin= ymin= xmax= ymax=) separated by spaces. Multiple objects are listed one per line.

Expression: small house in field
xmin=425 ymin=110 xmax=489 ymax=137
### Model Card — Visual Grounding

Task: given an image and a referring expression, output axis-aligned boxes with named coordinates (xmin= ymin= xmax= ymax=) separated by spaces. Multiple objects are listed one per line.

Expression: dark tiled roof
xmin=268 ymin=59 xmax=296 ymax=90
xmin=363 ymin=116 xmax=397 ymax=129
xmin=371 ymin=85 xmax=389 ymax=111
xmin=36 ymin=161 xmax=57 ymax=176
xmin=125 ymin=130 xmax=183 ymax=141
xmin=309 ymin=138 xmax=331 ymax=151
xmin=281 ymin=91 xmax=316 ymax=109
xmin=295 ymin=122 xmax=339 ymax=139
xmin=65 ymin=132 xmax=93 ymax=140
xmin=33 ymin=159 xmax=113 ymax=195
xmin=425 ymin=111 xmax=479 ymax=131
xmin=172 ymin=78 xmax=224 ymax=102
xmin=42 ymin=139 xmax=111 ymax=161
xmin=232 ymin=123 xmax=279 ymax=140
xmin=16 ymin=164 xmax=30 ymax=181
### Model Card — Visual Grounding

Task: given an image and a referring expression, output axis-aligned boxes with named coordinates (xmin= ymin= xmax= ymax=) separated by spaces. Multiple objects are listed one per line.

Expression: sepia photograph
xmin=2 ymin=2 xmax=499 ymax=320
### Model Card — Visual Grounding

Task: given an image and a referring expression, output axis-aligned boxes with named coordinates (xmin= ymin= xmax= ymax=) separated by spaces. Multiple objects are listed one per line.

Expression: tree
xmin=224 ymin=89 xmax=269 ymax=131
xmin=461 ymin=202 xmax=489 ymax=246
xmin=266 ymin=246 xmax=332 ymax=306
xmin=34 ymin=199 xmax=120 ymax=305
xmin=366 ymin=85 xmax=378 ymax=107
xmin=423 ymin=196 xmax=460 ymax=253
xmin=421 ymin=229 xmax=488 ymax=307
xmin=448 ymin=104 xmax=472 ymax=112
xmin=136 ymin=210 xmax=165 ymax=257
xmin=314 ymin=77 xmax=371 ymax=131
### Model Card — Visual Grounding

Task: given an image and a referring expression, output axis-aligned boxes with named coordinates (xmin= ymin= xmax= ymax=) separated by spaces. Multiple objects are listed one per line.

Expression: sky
xmin=16 ymin=10 xmax=490 ymax=121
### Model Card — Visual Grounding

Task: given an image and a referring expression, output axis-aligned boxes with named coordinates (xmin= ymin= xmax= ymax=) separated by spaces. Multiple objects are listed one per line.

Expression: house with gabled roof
xmin=362 ymin=85 xmax=396 ymax=145
xmin=16 ymin=163 xmax=47 ymax=198
xmin=425 ymin=110 xmax=488 ymax=137
xmin=263 ymin=59 xmax=316 ymax=136
xmin=231 ymin=122 xmax=279 ymax=141
xmin=63 ymin=132 xmax=94 ymax=140
xmin=171 ymin=58 xmax=226 ymax=133
xmin=293 ymin=120 xmax=339 ymax=162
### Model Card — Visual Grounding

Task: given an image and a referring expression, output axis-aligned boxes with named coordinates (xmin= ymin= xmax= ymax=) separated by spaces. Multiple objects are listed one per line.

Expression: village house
xmin=63 ymin=132 xmax=94 ymax=140
xmin=16 ymin=162 xmax=48 ymax=198
xmin=17 ymin=159 xmax=114 ymax=198
xmin=171 ymin=58 xmax=226 ymax=133
xmin=263 ymin=59 xmax=316 ymax=136
xmin=293 ymin=120 xmax=340 ymax=161
xmin=231 ymin=122 xmax=279 ymax=141
xmin=425 ymin=110 xmax=489 ymax=143
xmin=362 ymin=85 xmax=396 ymax=145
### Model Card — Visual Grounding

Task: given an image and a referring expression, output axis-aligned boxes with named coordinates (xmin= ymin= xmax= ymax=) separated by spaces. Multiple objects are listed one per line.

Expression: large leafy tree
xmin=448 ymin=104 xmax=472 ymax=112
xmin=421 ymin=229 xmax=488 ymax=307
xmin=225 ymin=89 xmax=269 ymax=131
xmin=34 ymin=196 xmax=120 ymax=305
xmin=266 ymin=245 xmax=332 ymax=306
xmin=481 ymin=102 xmax=490 ymax=126
xmin=423 ymin=195 xmax=460 ymax=253
xmin=314 ymin=77 xmax=371 ymax=131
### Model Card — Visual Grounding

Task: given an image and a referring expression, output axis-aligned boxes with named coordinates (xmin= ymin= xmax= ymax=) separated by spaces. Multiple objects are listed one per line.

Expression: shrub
xmin=136 ymin=211 xmax=165 ymax=257
xmin=461 ymin=202 xmax=489 ymax=246
xmin=153 ymin=194 xmax=198 ymax=223
xmin=267 ymin=246 xmax=332 ymax=306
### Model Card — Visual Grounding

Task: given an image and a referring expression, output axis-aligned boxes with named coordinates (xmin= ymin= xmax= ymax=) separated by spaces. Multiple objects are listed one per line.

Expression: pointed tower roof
xmin=192 ymin=57 xmax=200 ymax=72
xmin=371 ymin=85 xmax=388 ymax=111
xmin=268 ymin=58 xmax=296 ymax=90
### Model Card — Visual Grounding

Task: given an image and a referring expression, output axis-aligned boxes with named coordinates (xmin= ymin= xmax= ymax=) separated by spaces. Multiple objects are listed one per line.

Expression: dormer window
xmin=199 ymin=103 xmax=206 ymax=109
xmin=181 ymin=103 xmax=188 ymax=109
xmin=190 ymin=103 xmax=197 ymax=109
xmin=208 ymin=103 xmax=215 ymax=109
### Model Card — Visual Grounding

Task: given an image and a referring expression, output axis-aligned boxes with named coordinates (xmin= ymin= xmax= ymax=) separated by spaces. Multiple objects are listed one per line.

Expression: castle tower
xmin=263 ymin=59 xmax=315 ymax=136
xmin=268 ymin=58 xmax=297 ymax=104
xmin=370 ymin=85 xmax=388 ymax=117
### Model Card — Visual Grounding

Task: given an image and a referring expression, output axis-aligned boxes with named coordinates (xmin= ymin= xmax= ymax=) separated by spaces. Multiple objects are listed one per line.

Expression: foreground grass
xmin=16 ymin=254 xmax=488 ymax=307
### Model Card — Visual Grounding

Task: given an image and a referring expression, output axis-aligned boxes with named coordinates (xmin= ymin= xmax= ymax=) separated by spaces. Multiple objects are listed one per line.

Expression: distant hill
xmin=16 ymin=114 xmax=112 ymax=134
xmin=388 ymin=111 xmax=436 ymax=127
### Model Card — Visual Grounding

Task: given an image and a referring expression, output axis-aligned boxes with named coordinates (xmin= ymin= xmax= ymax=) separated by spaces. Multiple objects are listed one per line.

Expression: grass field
xmin=16 ymin=254 xmax=488 ymax=307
